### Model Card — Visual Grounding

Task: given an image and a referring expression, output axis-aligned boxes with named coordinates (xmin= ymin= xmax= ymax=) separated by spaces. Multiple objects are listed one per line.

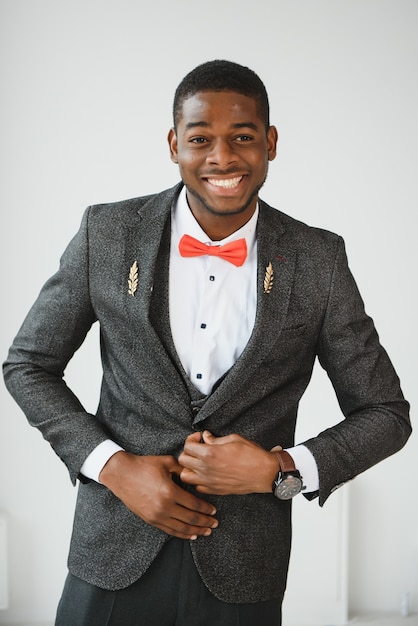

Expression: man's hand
xmin=99 ymin=451 xmax=218 ymax=540
xmin=179 ymin=431 xmax=279 ymax=495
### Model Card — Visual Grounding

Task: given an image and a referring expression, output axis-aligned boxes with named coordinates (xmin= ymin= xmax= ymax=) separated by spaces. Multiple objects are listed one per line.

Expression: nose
xmin=207 ymin=138 xmax=238 ymax=167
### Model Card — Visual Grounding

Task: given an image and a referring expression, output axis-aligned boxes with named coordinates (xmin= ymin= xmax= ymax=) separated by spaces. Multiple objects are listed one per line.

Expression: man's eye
xmin=236 ymin=135 xmax=253 ymax=142
xmin=190 ymin=137 xmax=208 ymax=144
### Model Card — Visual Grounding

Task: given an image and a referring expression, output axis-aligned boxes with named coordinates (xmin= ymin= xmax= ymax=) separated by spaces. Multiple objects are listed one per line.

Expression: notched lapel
xmin=123 ymin=185 xmax=192 ymax=412
xmin=124 ymin=187 xmax=178 ymax=307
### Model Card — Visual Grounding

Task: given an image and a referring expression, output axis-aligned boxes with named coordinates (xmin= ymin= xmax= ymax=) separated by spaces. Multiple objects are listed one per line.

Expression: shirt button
xmin=200 ymin=323 xmax=207 ymax=329
xmin=196 ymin=373 xmax=202 ymax=380
xmin=209 ymin=275 xmax=215 ymax=281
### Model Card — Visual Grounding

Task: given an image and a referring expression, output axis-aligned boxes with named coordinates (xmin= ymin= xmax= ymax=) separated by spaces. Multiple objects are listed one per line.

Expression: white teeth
xmin=207 ymin=176 xmax=242 ymax=188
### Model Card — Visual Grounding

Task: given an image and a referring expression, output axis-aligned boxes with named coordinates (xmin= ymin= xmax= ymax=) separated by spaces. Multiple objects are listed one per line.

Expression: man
xmin=3 ymin=60 xmax=411 ymax=625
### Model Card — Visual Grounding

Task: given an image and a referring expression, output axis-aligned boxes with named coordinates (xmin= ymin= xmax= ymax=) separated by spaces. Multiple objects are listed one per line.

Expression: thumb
xmin=165 ymin=455 xmax=184 ymax=475
xmin=185 ymin=431 xmax=203 ymax=444
xmin=201 ymin=430 xmax=216 ymax=444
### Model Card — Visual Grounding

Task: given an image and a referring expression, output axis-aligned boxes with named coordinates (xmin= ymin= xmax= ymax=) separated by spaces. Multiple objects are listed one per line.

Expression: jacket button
xmin=192 ymin=406 xmax=200 ymax=414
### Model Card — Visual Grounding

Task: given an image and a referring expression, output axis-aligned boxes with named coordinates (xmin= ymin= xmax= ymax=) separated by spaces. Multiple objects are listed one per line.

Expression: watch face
xmin=274 ymin=475 xmax=302 ymax=500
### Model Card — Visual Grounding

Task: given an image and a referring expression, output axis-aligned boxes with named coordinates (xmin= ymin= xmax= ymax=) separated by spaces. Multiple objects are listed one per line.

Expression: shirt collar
xmin=172 ymin=185 xmax=258 ymax=250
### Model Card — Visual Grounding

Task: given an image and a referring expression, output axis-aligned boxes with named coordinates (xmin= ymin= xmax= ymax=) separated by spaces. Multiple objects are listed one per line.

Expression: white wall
xmin=1 ymin=0 xmax=417 ymax=622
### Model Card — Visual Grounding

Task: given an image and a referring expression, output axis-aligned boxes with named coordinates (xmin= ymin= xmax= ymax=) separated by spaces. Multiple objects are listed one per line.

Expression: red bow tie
xmin=178 ymin=234 xmax=247 ymax=267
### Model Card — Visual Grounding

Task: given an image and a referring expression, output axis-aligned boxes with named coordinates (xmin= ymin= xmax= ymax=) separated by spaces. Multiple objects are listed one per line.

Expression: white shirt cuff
xmin=285 ymin=444 xmax=319 ymax=493
xmin=80 ymin=440 xmax=125 ymax=483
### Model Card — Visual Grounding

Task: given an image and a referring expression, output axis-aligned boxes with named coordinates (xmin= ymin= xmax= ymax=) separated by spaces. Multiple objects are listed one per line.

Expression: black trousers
xmin=55 ymin=538 xmax=282 ymax=626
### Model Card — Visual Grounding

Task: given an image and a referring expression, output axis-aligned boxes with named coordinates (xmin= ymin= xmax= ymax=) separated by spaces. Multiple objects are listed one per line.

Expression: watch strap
xmin=272 ymin=449 xmax=297 ymax=474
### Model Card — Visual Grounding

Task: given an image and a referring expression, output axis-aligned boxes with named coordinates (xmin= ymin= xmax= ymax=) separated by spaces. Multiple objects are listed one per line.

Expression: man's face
xmin=168 ymin=91 xmax=277 ymax=224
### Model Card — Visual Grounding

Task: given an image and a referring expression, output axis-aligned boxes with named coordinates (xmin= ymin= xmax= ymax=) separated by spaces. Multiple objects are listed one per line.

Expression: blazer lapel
xmin=193 ymin=200 xmax=296 ymax=425
xmin=129 ymin=185 xmax=178 ymax=307
xmin=124 ymin=184 xmax=193 ymax=412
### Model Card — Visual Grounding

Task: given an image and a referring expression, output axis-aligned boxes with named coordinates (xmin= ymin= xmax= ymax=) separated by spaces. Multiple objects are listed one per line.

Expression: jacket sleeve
xmin=3 ymin=207 xmax=110 ymax=484
xmin=302 ymin=237 xmax=411 ymax=505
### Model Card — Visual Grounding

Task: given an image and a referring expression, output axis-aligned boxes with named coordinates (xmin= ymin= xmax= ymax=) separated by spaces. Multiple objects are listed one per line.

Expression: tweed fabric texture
xmin=3 ymin=183 xmax=411 ymax=603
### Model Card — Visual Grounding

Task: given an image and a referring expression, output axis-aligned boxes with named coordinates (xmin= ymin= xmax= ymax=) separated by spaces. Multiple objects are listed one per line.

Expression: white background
xmin=0 ymin=0 xmax=417 ymax=623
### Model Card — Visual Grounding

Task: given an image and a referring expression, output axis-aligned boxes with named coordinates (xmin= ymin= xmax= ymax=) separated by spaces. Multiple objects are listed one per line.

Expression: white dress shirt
xmin=169 ymin=187 xmax=258 ymax=395
xmin=81 ymin=187 xmax=319 ymax=493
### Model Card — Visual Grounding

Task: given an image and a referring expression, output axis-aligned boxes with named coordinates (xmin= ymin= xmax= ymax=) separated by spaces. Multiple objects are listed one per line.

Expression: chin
xmin=186 ymin=186 xmax=260 ymax=217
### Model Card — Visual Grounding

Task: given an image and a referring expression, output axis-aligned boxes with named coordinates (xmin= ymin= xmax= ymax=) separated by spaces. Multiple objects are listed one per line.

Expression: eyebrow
xmin=184 ymin=121 xmax=259 ymax=131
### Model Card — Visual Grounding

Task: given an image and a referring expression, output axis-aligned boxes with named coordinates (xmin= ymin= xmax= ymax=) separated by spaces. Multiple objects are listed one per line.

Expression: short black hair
xmin=173 ymin=60 xmax=270 ymax=130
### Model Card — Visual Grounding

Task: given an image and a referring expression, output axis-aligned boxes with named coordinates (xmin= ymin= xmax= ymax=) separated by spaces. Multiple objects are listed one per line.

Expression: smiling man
xmin=3 ymin=60 xmax=411 ymax=626
xmin=168 ymin=90 xmax=277 ymax=239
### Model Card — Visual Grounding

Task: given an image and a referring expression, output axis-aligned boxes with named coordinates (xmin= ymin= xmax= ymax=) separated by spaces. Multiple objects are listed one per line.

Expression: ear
xmin=168 ymin=128 xmax=178 ymax=164
xmin=267 ymin=125 xmax=278 ymax=161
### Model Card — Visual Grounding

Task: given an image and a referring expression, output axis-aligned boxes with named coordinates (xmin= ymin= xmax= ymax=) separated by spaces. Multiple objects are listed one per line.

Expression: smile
xmin=206 ymin=176 xmax=243 ymax=189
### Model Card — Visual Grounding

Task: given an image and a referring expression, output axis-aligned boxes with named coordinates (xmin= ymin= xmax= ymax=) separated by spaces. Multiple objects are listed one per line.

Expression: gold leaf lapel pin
xmin=263 ymin=261 xmax=274 ymax=294
xmin=128 ymin=261 xmax=139 ymax=296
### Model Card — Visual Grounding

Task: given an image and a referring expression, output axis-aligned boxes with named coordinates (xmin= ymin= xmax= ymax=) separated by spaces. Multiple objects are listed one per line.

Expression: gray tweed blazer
xmin=3 ymin=183 xmax=411 ymax=603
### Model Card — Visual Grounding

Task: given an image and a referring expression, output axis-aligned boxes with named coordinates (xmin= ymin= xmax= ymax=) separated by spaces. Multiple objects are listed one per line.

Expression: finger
xmin=179 ymin=468 xmax=226 ymax=494
xmin=173 ymin=483 xmax=217 ymax=517
xmin=178 ymin=448 xmax=205 ymax=471
xmin=172 ymin=503 xmax=218 ymax=530
xmin=164 ymin=455 xmax=185 ymax=476
xmin=182 ymin=434 xmax=206 ymax=454
xmin=159 ymin=500 xmax=218 ymax=538
xmin=201 ymin=430 xmax=215 ymax=444
xmin=141 ymin=484 xmax=218 ymax=538
xmin=179 ymin=467 xmax=203 ymax=485
xmin=184 ymin=431 xmax=203 ymax=444
xmin=156 ymin=520 xmax=211 ymax=540
xmin=179 ymin=440 xmax=207 ymax=464
xmin=201 ymin=431 xmax=243 ymax=445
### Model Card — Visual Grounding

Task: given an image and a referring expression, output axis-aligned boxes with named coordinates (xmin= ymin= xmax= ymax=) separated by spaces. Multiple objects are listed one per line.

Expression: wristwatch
xmin=272 ymin=450 xmax=303 ymax=500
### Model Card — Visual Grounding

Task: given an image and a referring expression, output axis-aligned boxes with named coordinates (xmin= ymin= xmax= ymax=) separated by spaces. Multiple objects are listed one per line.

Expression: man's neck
xmin=185 ymin=192 xmax=258 ymax=241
